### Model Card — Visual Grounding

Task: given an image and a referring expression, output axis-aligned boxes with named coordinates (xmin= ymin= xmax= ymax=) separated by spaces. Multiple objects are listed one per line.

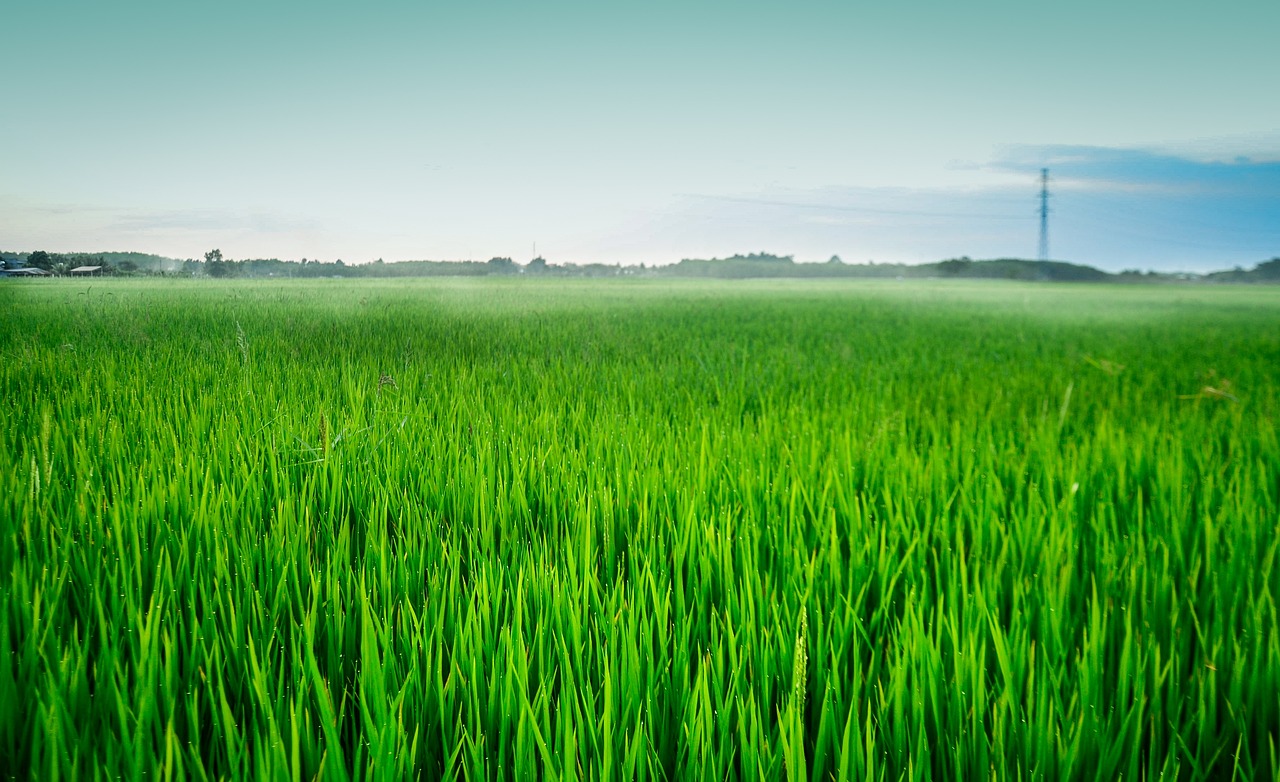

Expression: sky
xmin=2 ymin=0 xmax=1278 ymax=272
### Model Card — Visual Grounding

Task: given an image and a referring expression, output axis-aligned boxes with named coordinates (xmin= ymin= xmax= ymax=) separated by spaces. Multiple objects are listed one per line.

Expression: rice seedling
xmin=0 ymin=277 xmax=1277 ymax=780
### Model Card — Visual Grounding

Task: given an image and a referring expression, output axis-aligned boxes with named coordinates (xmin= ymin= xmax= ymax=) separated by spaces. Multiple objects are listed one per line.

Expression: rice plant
xmin=1 ymin=278 xmax=1277 ymax=780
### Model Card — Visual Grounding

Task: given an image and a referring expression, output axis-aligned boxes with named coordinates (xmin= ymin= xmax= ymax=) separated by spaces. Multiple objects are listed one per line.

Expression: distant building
xmin=0 ymin=267 xmax=51 ymax=277
xmin=69 ymin=266 xmax=104 ymax=276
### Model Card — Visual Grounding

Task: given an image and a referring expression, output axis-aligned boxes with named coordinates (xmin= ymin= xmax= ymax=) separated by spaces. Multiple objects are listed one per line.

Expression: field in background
xmin=2 ymin=278 xmax=1278 ymax=780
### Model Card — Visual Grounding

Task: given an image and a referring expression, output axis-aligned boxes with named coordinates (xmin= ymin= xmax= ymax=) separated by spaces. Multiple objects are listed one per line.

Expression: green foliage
xmin=1 ymin=278 xmax=1278 ymax=779
xmin=1207 ymin=258 xmax=1280 ymax=283
xmin=25 ymin=250 xmax=52 ymax=270
xmin=665 ymin=255 xmax=1115 ymax=281
xmin=487 ymin=257 xmax=518 ymax=275
xmin=935 ymin=257 xmax=973 ymax=275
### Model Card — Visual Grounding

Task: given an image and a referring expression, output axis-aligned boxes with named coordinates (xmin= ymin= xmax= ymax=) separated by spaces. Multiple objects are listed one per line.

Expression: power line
xmin=683 ymin=193 xmax=1028 ymax=221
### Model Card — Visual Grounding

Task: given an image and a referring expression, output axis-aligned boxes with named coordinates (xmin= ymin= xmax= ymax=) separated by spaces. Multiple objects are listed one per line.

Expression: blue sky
xmin=2 ymin=0 xmax=1277 ymax=271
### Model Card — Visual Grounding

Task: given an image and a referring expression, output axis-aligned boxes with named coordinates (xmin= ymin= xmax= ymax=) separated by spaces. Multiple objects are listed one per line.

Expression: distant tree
xmin=27 ymin=250 xmax=53 ymax=270
xmin=827 ymin=254 xmax=843 ymax=265
xmin=487 ymin=256 xmax=517 ymax=274
xmin=118 ymin=260 xmax=138 ymax=273
xmin=527 ymin=256 xmax=548 ymax=273
xmin=731 ymin=252 xmax=793 ymax=264
xmin=1255 ymin=258 xmax=1280 ymax=280
xmin=937 ymin=257 xmax=974 ymax=276
xmin=205 ymin=249 xmax=231 ymax=277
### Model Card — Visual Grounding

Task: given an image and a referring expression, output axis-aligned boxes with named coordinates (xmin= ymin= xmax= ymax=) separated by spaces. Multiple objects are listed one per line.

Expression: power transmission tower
xmin=1038 ymin=168 xmax=1050 ymax=261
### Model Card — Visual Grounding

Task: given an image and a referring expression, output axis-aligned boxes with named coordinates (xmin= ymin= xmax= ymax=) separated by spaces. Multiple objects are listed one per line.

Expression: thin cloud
xmin=990 ymin=144 xmax=1280 ymax=197
xmin=109 ymin=208 xmax=320 ymax=234
xmin=1 ymin=196 xmax=321 ymax=236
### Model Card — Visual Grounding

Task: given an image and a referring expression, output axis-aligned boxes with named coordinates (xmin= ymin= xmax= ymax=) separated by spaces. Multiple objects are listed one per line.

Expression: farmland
xmin=2 ymin=278 xmax=1278 ymax=780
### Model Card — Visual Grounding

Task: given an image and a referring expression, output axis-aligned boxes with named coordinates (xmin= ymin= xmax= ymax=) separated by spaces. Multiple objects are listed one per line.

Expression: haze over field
xmin=3 ymin=0 xmax=1278 ymax=271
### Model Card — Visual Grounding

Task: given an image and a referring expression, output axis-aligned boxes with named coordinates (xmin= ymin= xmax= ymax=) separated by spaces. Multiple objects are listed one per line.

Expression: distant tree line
xmin=667 ymin=253 xmax=1116 ymax=281
xmin=4 ymin=248 xmax=1279 ymax=283
xmin=1201 ymin=258 xmax=1280 ymax=283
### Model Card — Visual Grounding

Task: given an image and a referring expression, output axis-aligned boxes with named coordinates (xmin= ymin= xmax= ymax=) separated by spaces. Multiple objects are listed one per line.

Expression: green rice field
xmin=2 ymin=278 xmax=1278 ymax=780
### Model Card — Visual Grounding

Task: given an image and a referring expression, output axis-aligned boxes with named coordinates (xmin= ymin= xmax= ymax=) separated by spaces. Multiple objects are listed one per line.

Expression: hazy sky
xmin=4 ymin=0 xmax=1278 ymax=271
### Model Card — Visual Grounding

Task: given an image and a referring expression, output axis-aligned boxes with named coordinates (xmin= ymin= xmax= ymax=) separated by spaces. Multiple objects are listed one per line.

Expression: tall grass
xmin=1 ymin=278 xmax=1278 ymax=780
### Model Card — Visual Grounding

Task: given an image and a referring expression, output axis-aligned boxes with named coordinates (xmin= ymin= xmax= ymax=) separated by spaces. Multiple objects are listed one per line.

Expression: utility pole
xmin=1038 ymin=168 xmax=1050 ymax=261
